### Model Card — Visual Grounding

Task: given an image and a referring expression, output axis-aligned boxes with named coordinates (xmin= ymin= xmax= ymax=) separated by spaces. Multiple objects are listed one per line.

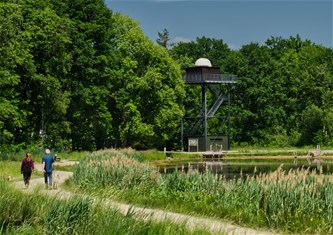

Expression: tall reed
xmin=73 ymin=149 xmax=160 ymax=190
xmin=72 ymin=149 xmax=333 ymax=234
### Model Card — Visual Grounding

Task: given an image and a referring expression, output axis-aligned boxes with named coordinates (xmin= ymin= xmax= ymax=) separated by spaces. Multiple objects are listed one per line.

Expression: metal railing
xmin=183 ymin=74 xmax=237 ymax=84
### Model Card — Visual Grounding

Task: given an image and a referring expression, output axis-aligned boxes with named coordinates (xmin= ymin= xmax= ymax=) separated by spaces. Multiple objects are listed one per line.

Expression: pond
xmin=156 ymin=157 xmax=333 ymax=179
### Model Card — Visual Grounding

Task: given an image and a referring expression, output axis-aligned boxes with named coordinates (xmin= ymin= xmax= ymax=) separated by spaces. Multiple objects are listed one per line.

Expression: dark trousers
xmin=44 ymin=172 xmax=53 ymax=185
xmin=23 ymin=169 xmax=32 ymax=185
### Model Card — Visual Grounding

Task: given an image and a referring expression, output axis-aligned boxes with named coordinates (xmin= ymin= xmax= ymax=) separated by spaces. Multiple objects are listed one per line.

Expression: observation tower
xmin=181 ymin=58 xmax=237 ymax=152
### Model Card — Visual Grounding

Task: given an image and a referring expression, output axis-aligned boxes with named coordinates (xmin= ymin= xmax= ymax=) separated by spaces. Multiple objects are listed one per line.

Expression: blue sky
xmin=106 ymin=0 xmax=332 ymax=50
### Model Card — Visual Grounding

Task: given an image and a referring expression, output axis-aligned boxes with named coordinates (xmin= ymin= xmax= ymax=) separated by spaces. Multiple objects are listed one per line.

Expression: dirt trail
xmin=14 ymin=160 xmax=282 ymax=235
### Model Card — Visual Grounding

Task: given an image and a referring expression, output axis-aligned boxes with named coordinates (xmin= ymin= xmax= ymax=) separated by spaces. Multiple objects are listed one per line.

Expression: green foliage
xmin=0 ymin=0 xmax=185 ymax=151
xmin=110 ymin=14 xmax=185 ymax=149
xmin=1 ymin=0 xmax=333 ymax=151
xmin=0 ymin=2 xmax=29 ymax=147
xmin=156 ymin=28 xmax=170 ymax=48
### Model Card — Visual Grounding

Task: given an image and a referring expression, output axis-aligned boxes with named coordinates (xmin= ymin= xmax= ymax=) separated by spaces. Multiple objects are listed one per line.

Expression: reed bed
xmin=73 ymin=149 xmax=159 ymax=190
xmin=73 ymin=149 xmax=333 ymax=234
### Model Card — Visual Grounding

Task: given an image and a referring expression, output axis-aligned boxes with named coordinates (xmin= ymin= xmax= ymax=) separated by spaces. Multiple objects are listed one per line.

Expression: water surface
xmin=156 ymin=157 xmax=333 ymax=179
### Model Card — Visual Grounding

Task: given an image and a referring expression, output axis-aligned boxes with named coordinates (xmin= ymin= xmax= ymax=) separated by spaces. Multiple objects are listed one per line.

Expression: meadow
xmin=2 ymin=148 xmax=333 ymax=234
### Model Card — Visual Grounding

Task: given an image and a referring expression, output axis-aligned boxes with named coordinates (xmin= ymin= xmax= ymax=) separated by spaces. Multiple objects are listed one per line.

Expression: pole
xmin=181 ymin=118 xmax=184 ymax=151
xmin=202 ymin=84 xmax=207 ymax=151
xmin=227 ymin=84 xmax=231 ymax=150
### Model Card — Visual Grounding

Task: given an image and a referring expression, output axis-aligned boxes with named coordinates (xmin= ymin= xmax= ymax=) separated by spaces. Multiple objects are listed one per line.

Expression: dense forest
xmin=1 ymin=0 xmax=332 ymax=152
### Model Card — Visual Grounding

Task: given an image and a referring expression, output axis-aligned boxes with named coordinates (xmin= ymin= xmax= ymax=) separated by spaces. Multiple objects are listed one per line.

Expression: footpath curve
xmin=15 ymin=160 xmax=282 ymax=235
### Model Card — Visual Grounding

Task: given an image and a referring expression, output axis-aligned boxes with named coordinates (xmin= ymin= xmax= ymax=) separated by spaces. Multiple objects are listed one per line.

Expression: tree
xmin=18 ymin=1 xmax=73 ymax=149
xmin=63 ymin=0 xmax=115 ymax=150
xmin=231 ymin=43 xmax=288 ymax=146
xmin=0 ymin=2 xmax=28 ymax=148
xmin=170 ymin=37 xmax=230 ymax=67
xmin=2 ymin=0 xmax=333 ymax=151
xmin=156 ymin=28 xmax=170 ymax=48
xmin=110 ymin=14 xmax=185 ymax=149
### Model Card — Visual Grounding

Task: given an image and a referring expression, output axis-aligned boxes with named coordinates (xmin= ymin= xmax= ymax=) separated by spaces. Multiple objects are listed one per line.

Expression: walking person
xmin=21 ymin=152 xmax=35 ymax=188
xmin=42 ymin=149 xmax=54 ymax=189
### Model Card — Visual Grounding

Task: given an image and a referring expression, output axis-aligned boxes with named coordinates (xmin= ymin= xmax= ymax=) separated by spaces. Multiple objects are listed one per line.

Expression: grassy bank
xmin=0 ymin=180 xmax=212 ymax=235
xmin=3 ymin=148 xmax=333 ymax=234
xmin=72 ymin=149 xmax=333 ymax=234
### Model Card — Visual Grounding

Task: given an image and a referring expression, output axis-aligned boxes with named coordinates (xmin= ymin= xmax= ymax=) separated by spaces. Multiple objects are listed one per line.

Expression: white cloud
xmin=227 ymin=43 xmax=241 ymax=50
xmin=172 ymin=36 xmax=192 ymax=44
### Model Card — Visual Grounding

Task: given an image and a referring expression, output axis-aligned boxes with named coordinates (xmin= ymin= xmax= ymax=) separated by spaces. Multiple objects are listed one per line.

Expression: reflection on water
xmin=157 ymin=158 xmax=333 ymax=179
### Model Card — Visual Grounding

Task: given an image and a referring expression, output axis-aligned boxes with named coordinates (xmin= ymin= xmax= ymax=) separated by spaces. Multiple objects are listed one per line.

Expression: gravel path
xmin=14 ymin=160 xmax=283 ymax=235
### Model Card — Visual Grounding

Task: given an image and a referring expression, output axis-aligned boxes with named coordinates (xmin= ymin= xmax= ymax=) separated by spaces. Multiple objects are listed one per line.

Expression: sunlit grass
xmin=141 ymin=149 xmax=202 ymax=161
xmin=54 ymin=151 xmax=88 ymax=161
xmin=0 ymin=180 xmax=215 ymax=235
xmin=4 ymin=148 xmax=333 ymax=234
xmin=72 ymin=149 xmax=333 ymax=234
xmin=0 ymin=159 xmax=44 ymax=182
xmin=55 ymin=164 xmax=76 ymax=172
xmin=0 ymin=161 xmax=22 ymax=180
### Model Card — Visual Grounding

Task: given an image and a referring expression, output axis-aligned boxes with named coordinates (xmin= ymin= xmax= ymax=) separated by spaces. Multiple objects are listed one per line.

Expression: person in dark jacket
xmin=42 ymin=149 xmax=54 ymax=189
xmin=21 ymin=152 xmax=35 ymax=188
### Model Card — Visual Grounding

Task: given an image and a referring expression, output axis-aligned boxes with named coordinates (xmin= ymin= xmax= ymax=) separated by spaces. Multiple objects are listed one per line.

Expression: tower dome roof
xmin=195 ymin=58 xmax=212 ymax=67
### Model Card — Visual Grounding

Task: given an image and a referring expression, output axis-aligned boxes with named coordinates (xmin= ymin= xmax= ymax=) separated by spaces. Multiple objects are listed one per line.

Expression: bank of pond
xmin=2 ymin=149 xmax=333 ymax=234
xmin=71 ymin=149 xmax=333 ymax=234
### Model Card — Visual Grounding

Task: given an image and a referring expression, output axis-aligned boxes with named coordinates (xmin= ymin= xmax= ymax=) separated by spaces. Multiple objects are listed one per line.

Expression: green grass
xmin=0 ymin=160 xmax=44 ymax=182
xmin=0 ymin=161 xmax=21 ymax=178
xmin=4 ymin=147 xmax=333 ymax=234
xmin=0 ymin=180 xmax=215 ymax=235
xmin=141 ymin=149 xmax=206 ymax=161
xmin=0 ymin=150 xmax=88 ymax=162
xmin=54 ymin=164 xmax=76 ymax=172
xmin=140 ymin=150 xmax=166 ymax=160
xmin=71 ymin=149 xmax=333 ymax=234
xmin=53 ymin=151 xmax=88 ymax=161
